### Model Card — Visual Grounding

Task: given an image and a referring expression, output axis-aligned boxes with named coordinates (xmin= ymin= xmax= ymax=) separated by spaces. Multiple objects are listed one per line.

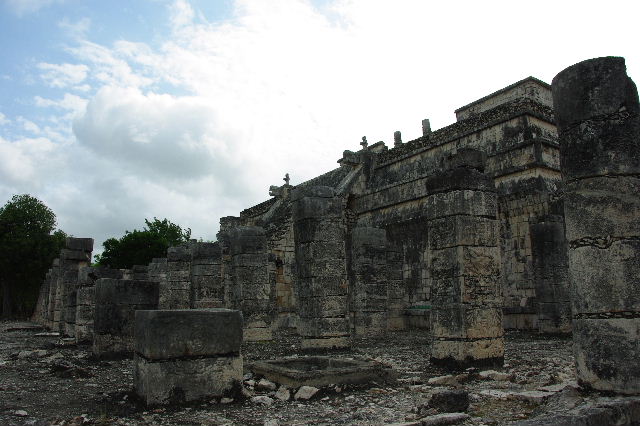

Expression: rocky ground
xmin=0 ymin=321 xmax=633 ymax=426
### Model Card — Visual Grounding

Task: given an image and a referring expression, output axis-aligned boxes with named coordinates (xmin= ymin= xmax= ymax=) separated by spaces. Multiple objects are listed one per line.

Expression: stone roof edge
xmin=454 ymin=76 xmax=551 ymax=114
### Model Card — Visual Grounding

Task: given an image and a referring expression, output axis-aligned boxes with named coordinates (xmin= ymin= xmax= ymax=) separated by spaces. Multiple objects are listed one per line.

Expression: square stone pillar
xmin=75 ymin=266 xmax=123 ymax=344
xmin=552 ymin=56 xmax=640 ymax=394
xmin=350 ymin=227 xmax=388 ymax=335
xmin=530 ymin=218 xmax=571 ymax=334
xmin=162 ymin=246 xmax=192 ymax=309
xmin=426 ymin=149 xmax=504 ymax=369
xmin=134 ymin=309 xmax=243 ymax=405
xmin=292 ymin=186 xmax=350 ymax=349
xmin=228 ymin=226 xmax=273 ymax=341
xmin=93 ymin=279 xmax=159 ymax=357
xmin=190 ymin=242 xmax=224 ymax=308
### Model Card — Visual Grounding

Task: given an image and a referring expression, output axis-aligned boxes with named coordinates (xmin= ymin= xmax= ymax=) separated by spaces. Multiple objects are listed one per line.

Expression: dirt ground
xmin=0 ymin=321 xmax=596 ymax=426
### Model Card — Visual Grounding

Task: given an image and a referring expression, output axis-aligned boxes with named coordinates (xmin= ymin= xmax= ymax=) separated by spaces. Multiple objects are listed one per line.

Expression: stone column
xmin=190 ymin=242 xmax=224 ymax=308
xmin=228 ymin=226 xmax=273 ymax=341
xmin=292 ymin=186 xmax=350 ymax=349
xmin=162 ymin=245 xmax=192 ymax=309
xmin=134 ymin=309 xmax=243 ymax=405
xmin=32 ymin=270 xmax=51 ymax=324
xmin=530 ymin=217 xmax=571 ymax=334
xmin=350 ymin=227 xmax=388 ymax=335
xmin=54 ymin=238 xmax=93 ymax=335
xmin=93 ymin=278 xmax=159 ymax=357
xmin=75 ymin=266 xmax=123 ymax=344
xmin=427 ymin=149 xmax=503 ymax=369
xmin=552 ymin=56 xmax=640 ymax=394
xmin=46 ymin=259 xmax=60 ymax=330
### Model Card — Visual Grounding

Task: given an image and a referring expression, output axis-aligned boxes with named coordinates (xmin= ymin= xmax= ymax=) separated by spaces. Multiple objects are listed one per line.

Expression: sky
xmin=1 ymin=0 xmax=639 ymax=257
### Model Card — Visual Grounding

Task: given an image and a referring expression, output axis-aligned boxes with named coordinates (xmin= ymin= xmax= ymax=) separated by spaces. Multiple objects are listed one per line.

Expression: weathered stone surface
xmin=553 ymin=56 xmax=640 ymax=394
xmin=429 ymin=151 xmax=504 ymax=369
xmin=93 ymin=279 xmax=159 ymax=357
xmin=573 ymin=318 xmax=640 ymax=394
xmin=552 ymin=57 xmax=640 ymax=180
xmin=134 ymin=355 xmax=242 ymax=405
xmin=135 ymin=309 xmax=242 ymax=360
xmin=293 ymin=186 xmax=349 ymax=349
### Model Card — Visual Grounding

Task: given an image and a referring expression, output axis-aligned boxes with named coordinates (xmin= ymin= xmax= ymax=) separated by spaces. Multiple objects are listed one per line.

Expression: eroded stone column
xmin=292 ymin=186 xmax=350 ymax=349
xmin=163 ymin=245 xmax=191 ymax=309
xmin=93 ymin=278 xmax=159 ymax=357
xmin=46 ymin=259 xmax=60 ymax=330
xmin=427 ymin=149 xmax=504 ymax=368
xmin=552 ymin=56 xmax=640 ymax=394
xmin=190 ymin=242 xmax=223 ymax=308
xmin=228 ymin=226 xmax=273 ymax=341
xmin=75 ymin=266 xmax=123 ymax=344
xmin=55 ymin=238 xmax=93 ymax=335
xmin=134 ymin=309 xmax=243 ymax=405
xmin=530 ymin=217 xmax=571 ymax=334
xmin=350 ymin=227 xmax=388 ymax=335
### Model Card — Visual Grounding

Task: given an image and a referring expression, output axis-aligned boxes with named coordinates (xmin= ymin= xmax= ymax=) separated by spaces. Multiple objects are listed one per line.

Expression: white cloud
xmin=0 ymin=136 xmax=56 ymax=185
xmin=18 ymin=117 xmax=41 ymax=135
xmin=38 ymin=62 xmax=88 ymax=89
xmin=5 ymin=0 xmax=65 ymax=16
xmin=35 ymin=93 xmax=87 ymax=115
xmin=67 ymin=41 xmax=153 ymax=88
xmin=58 ymin=17 xmax=91 ymax=39
xmin=0 ymin=112 xmax=9 ymax=126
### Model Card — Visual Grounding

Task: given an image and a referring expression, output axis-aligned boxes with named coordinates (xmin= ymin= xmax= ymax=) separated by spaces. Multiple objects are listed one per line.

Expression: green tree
xmin=0 ymin=195 xmax=67 ymax=318
xmin=95 ymin=217 xmax=191 ymax=269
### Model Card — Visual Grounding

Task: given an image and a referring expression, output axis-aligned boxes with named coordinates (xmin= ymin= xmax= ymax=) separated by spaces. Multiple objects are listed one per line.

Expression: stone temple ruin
xmin=29 ymin=57 xmax=639 ymax=407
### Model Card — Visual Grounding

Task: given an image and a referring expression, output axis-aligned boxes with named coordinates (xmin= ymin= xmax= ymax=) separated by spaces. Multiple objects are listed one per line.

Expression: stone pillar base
xmin=431 ymin=337 xmax=504 ymax=369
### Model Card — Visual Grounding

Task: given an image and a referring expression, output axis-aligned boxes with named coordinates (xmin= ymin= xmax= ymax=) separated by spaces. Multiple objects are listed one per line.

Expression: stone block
xmin=167 ymin=246 xmax=191 ymax=262
xmin=425 ymin=190 xmax=497 ymax=220
xmin=430 ymin=246 xmax=501 ymax=280
xmin=135 ymin=355 xmax=242 ymax=405
xmin=429 ymin=216 xmax=498 ymax=250
xmin=294 ymin=219 xmax=344 ymax=243
xmin=60 ymin=249 xmax=91 ymax=262
xmin=228 ymin=226 xmax=266 ymax=254
xmin=190 ymin=242 xmax=220 ymax=260
xmin=296 ymin=277 xmax=348 ymax=298
xmin=573 ymin=317 xmax=640 ymax=394
xmin=135 ymin=309 xmax=242 ymax=360
xmin=425 ymin=167 xmax=494 ymax=194
xmin=445 ymin=148 xmax=486 ymax=171
xmin=290 ymin=185 xmax=335 ymax=201
xmin=65 ymin=237 xmax=94 ymax=252
xmin=292 ymin=196 xmax=342 ymax=220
